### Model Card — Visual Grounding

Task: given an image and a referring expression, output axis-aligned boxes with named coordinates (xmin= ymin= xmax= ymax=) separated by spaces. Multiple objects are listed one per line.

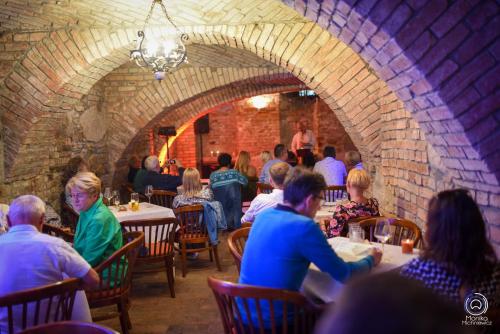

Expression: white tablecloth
xmin=302 ymin=237 xmax=419 ymax=303
xmin=314 ymin=202 xmax=340 ymax=222
xmin=110 ymin=203 xmax=176 ymax=241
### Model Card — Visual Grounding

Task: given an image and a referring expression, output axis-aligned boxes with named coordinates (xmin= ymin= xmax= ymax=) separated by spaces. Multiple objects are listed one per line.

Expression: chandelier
xmin=130 ymin=0 xmax=188 ymax=80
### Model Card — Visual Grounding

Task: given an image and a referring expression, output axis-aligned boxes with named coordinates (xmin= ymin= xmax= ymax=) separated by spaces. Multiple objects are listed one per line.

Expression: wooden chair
xmin=150 ymin=189 xmax=176 ymax=208
xmin=323 ymin=185 xmax=347 ymax=202
xmin=61 ymin=202 xmax=79 ymax=232
xmin=208 ymin=276 xmax=322 ymax=334
xmin=240 ymin=222 xmax=252 ymax=229
xmin=256 ymin=182 xmax=273 ymax=194
xmin=42 ymin=223 xmax=75 ymax=243
xmin=0 ymin=278 xmax=81 ymax=334
xmin=121 ymin=218 xmax=178 ymax=298
xmin=227 ymin=227 xmax=251 ymax=273
xmin=86 ymin=231 xmax=144 ymax=334
xmin=19 ymin=321 xmax=119 ymax=334
xmin=358 ymin=217 xmax=422 ymax=246
xmin=174 ymin=205 xmax=221 ymax=277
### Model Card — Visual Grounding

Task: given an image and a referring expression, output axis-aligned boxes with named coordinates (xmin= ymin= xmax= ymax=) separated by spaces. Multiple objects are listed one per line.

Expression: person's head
xmin=62 ymin=156 xmax=88 ymax=186
xmin=273 ymin=144 xmax=287 ymax=161
xmin=302 ymin=151 xmax=316 ymax=169
xmin=283 ymin=167 xmax=326 ymax=218
xmin=217 ymin=153 xmax=232 ymax=168
xmin=235 ymin=151 xmax=251 ymax=174
xmin=315 ymin=272 xmax=468 ymax=334
xmin=260 ymin=151 xmax=271 ymax=165
xmin=269 ymin=162 xmax=290 ymax=190
xmin=182 ymin=168 xmax=202 ymax=198
xmin=298 ymin=118 xmax=307 ymax=132
xmin=287 ymin=150 xmax=298 ymax=167
xmin=7 ymin=195 xmax=46 ymax=230
xmin=345 ymin=151 xmax=361 ymax=170
xmin=323 ymin=146 xmax=336 ymax=159
xmin=144 ymin=155 xmax=160 ymax=172
xmin=66 ymin=172 xmax=101 ymax=212
xmin=346 ymin=169 xmax=370 ymax=197
xmin=424 ymin=189 xmax=497 ymax=283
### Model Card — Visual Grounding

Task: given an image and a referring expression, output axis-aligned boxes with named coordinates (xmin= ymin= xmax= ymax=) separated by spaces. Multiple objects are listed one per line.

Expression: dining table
xmin=301 ymin=237 xmax=419 ymax=303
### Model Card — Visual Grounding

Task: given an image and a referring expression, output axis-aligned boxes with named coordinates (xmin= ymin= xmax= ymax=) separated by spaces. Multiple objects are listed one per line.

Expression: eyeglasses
xmin=70 ymin=192 xmax=88 ymax=200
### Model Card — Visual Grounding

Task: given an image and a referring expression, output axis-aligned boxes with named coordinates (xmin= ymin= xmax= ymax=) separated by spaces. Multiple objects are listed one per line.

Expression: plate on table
xmin=323 ymin=201 xmax=337 ymax=207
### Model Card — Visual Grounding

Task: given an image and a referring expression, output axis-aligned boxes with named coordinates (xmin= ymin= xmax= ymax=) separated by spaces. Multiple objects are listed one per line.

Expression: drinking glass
xmin=145 ymin=185 xmax=153 ymax=203
xmin=349 ymin=223 xmax=365 ymax=243
xmin=130 ymin=192 xmax=140 ymax=211
xmin=374 ymin=219 xmax=391 ymax=251
xmin=341 ymin=192 xmax=349 ymax=201
xmin=104 ymin=187 xmax=112 ymax=206
xmin=112 ymin=190 xmax=120 ymax=207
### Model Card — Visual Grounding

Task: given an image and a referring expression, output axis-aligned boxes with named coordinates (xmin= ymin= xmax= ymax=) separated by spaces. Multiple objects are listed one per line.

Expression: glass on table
xmin=112 ymin=190 xmax=120 ymax=207
xmin=374 ymin=218 xmax=392 ymax=251
xmin=130 ymin=192 xmax=140 ymax=211
xmin=348 ymin=223 xmax=365 ymax=243
xmin=145 ymin=185 xmax=154 ymax=203
xmin=103 ymin=187 xmax=112 ymax=206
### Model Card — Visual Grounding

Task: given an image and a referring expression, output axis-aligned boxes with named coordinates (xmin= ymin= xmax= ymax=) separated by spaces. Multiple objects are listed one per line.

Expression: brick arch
xmin=281 ymin=0 xmax=499 ymax=200
xmin=111 ymin=71 xmax=306 ymax=184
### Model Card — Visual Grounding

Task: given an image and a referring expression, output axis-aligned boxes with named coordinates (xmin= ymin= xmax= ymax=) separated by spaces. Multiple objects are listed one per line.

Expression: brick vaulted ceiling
xmin=0 ymin=1 xmax=498 ymax=239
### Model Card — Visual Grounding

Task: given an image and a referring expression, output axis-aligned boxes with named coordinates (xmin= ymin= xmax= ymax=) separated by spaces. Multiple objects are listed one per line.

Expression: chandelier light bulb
xmin=250 ymin=96 xmax=270 ymax=109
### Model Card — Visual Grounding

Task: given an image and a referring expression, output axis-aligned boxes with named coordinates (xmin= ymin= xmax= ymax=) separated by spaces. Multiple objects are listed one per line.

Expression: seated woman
xmin=401 ymin=189 xmax=499 ymax=309
xmin=235 ymin=151 xmax=258 ymax=202
xmin=66 ymin=172 xmax=123 ymax=267
xmin=326 ymin=169 xmax=379 ymax=238
xmin=173 ymin=168 xmax=214 ymax=207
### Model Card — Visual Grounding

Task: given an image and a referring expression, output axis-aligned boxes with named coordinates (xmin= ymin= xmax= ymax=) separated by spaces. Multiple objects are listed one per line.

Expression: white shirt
xmin=291 ymin=130 xmax=316 ymax=153
xmin=313 ymin=157 xmax=347 ymax=186
xmin=0 ymin=225 xmax=91 ymax=333
xmin=241 ymin=189 xmax=284 ymax=223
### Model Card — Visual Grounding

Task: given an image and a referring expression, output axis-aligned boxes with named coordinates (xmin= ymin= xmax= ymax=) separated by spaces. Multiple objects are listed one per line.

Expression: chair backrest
xmin=174 ymin=205 xmax=207 ymax=240
xmin=87 ymin=231 xmax=144 ymax=300
xmin=207 ymin=276 xmax=321 ymax=334
xmin=227 ymin=227 xmax=251 ymax=273
xmin=256 ymin=182 xmax=273 ymax=194
xmin=359 ymin=217 xmax=422 ymax=246
xmin=0 ymin=278 xmax=81 ymax=334
xmin=150 ymin=190 xmax=176 ymax=208
xmin=41 ymin=223 xmax=75 ymax=243
xmin=323 ymin=185 xmax=347 ymax=202
xmin=19 ymin=321 xmax=119 ymax=334
xmin=121 ymin=218 xmax=178 ymax=258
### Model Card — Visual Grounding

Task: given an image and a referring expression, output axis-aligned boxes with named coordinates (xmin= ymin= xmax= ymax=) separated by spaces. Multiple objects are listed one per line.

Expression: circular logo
xmin=464 ymin=292 xmax=488 ymax=316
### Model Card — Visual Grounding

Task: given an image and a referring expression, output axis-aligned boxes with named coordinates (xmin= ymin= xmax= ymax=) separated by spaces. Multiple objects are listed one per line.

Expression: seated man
xmin=313 ymin=146 xmax=347 ymax=185
xmin=239 ymin=168 xmax=382 ymax=328
xmin=0 ymin=195 xmax=99 ymax=333
xmin=259 ymin=144 xmax=290 ymax=184
xmin=139 ymin=155 xmax=185 ymax=194
xmin=241 ymin=162 xmax=289 ymax=224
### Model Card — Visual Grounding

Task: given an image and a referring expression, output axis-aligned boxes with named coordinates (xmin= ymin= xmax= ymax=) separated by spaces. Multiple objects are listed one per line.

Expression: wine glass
xmin=112 ymin=190 xmax=120 ymax=207
xmin=145 ymin=185 xmax=153 ymax=204
xmin=103 ymin=187 xmax=112 ymax=206
xmin=374 ymin=219 xmax=391 ymax=251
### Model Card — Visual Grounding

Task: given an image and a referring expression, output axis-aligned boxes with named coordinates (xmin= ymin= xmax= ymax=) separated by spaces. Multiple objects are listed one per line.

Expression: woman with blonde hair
xmin=66 ymin=172 xmax=122 ymax=268
xmin=326 ymin=168 xmax=379 ymax=238
xmin=235 ymin=151 xmax=257 ymax=178
xmin=173 ymin=168 xmax=214 ymax=208
xmin=260 ymin=150 xmax=272 ymax=166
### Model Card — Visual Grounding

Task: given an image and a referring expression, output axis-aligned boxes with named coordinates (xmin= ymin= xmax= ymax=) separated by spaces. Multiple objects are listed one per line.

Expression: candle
xmin=401 ymin=239 xmax=414 ymax=254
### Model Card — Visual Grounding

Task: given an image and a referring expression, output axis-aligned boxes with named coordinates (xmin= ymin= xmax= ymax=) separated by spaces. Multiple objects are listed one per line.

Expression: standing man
xmin=291 ymin=118 xmax=317 ymax=157
xmin=259 ymin=144 xmax=290 ymax=184
xmin=313 ymin=146 xmax=347 ymax=185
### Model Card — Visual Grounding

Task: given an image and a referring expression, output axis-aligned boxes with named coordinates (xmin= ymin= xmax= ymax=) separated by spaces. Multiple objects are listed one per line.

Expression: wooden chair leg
xmin=117 ymin=298 xmax=130 ymax=334
xmin=209 ymin=247 xmax=214 ymax=262
xmin=212 ymin=245 xmax=222 ymax=271
xmin=165 ymin=256 xmax=176 ymax=298
xmin=181 ymin=241 xmax=187 ymax=277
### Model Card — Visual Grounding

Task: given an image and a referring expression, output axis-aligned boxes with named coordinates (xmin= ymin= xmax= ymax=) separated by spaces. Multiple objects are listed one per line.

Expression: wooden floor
xmin=98 ymin=233 xmax=239 ymax=333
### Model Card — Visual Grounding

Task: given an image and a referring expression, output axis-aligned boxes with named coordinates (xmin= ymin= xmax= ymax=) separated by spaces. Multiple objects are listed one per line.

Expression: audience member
xmin=326 ymin=169 xmax=379 ymax=238
xmin=139 ymin=156 xmax=185 ymax=194
xmin=301 ymin=150 xmax=316 ymax=170
xmin=235 ymin=151 xmax=257 ymax=178
xmin=66 ymin=172 xmax=123 ymax=269
xmin=259 ymin=144 xmax=290 ymax=183
xmin=344 ymin=151 xmax=363 ymax=171
xmin=260 ymin=150 xmax=271 ymax=166
xmin=127 ymin=156 xmax=140 ymax=183
xmin=133 ymin=156 xmax=148 ymax=192
xmin=286 ymin=150 xmax=298 ymax=167
xmin=61 ymin=156 xmax=89 ymax=211
xmin=0 ymin=195 xmax=99 ymax=333
xmin=315 ymin=272 xmax=471 ymax=334
xmin=241 ymin=162 xmax=290 ymax=223
xmin=210 ymin=153 xmax=248 ymax=230
xmin=313 ymin=146 xmax=347 ymax=185
xmin=239 ymin=168 xmax=381 ymax=328
xmin=173 ymin=168 xmax=214 ymax=207
xmin=401 ymin=189 xmax=499 ymax=309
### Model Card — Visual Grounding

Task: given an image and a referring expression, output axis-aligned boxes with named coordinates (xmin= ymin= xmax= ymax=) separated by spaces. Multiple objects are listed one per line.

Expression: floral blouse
xmin=326 ymin=198 xmax=379 ymax=238
xmin=172 ymin=187 xmax=214 ymax=208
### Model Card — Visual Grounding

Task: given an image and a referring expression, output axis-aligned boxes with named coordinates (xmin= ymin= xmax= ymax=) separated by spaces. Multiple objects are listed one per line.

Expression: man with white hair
xmin=0 ymin=195 xmax=99 ymax=332
xmin=139 ymin=155 xmax=185 ymax=193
